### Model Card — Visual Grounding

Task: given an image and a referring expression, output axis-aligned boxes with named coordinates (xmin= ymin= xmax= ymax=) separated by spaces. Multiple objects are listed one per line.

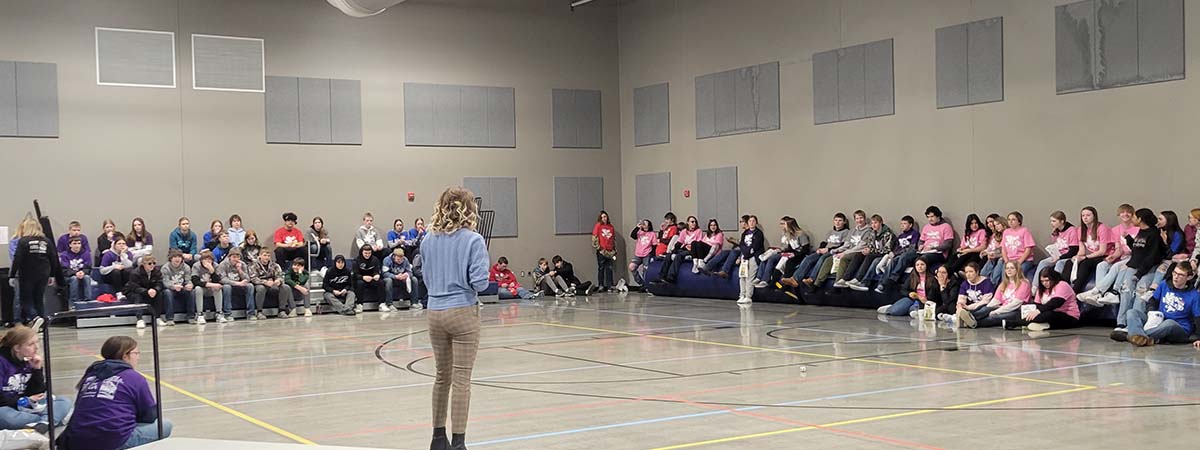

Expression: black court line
xmin=502 ymin=346 xmax=686 ymax=377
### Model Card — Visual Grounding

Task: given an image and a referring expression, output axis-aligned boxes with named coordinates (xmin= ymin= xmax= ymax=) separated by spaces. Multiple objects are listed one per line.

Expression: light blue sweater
xmin=419 ymin=228 xmax=490 ymax=311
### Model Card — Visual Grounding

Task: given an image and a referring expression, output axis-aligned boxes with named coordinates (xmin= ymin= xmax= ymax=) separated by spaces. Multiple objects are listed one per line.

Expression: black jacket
xmin=557 ymin=261 xmax=582 ymax=285
xmin=739 ymin=228 xmax=766 ymax=260
xmin=323 ymin=265 xmax=353 ymax=292
xmin=11 ymin=236 xmax=62 ymax=281
xmin=354 ymin=254 xmax=380 ymax=279
xmin=123 ymin=265 xmax=163 ymax=297
xmin=1127 ymin=226 xmax=1167 ymax=278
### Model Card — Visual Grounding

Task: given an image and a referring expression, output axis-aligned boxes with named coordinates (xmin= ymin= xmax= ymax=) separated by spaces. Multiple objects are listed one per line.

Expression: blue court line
xmin=469 ymin=359 xmax=1123 ymax=446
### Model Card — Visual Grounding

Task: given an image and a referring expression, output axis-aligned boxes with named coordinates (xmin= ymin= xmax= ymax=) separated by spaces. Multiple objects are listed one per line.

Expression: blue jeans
xmin=0 ymin=396 xmax=72 ymax=429
xmin=705 ymin=250 xmax=738 ymax=275
xmin=1126 ymin=306 xmax=1192 ymax=344
xmin=67 ymin=275 xmax=93 ymax=303
xmin=757 ymin=253 xmax=783 ymax=281
xmin=499 ymin=287 xmax=536 ymax=300
xmin=980 ymin=258 xmax=1003 ymax=285
xmin=885 ymin=250 xmax=918 ymax=284
xmin=1116 ymin=271 xmax=1155 ymax=327
xmin=885 ymin=297 xmax=921 ymax=316
xmin=384 ymin=276 xmax=412 ymax=305
xmin=1093 ymin=259 xmax=1127 ymax=293
xmin=864 ymin=258 xmax=885 ymax=282
xmin=119 ymin=419 xmax=173 ymax=449
xmin=792 ymin=253 xmax=828 ymax=280
xmin=221 ymin=285 xmax=252 ymax=315
xmin=977 ymin=309 xmax=1019 ymax=328
xmin=596 ymin=251 xmax=615 ymax=289
xmin=1033 ymin=257 xmax=1068 ymax=281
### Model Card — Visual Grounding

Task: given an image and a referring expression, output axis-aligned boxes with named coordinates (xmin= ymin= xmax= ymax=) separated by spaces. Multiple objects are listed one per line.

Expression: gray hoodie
xmin=821 ymin=228 xmax=851 ymax=252
xmin=161 ymin=261 xmax=192 ymax=288
xmin=835 ymin=225 xmax=871 ymax=255
xmin=355 ymin=225 xmax=383 ymax=250
xmin=217 ymin=258 xmax=249 ymax=285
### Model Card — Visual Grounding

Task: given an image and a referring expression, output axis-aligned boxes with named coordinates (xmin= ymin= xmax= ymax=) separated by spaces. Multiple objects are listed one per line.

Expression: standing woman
xmin=421 ymin=186 xmax=490 ymax=450
xmin=627 ymin=219 xmax=656 ymax=287
xmin=737 ymin=215 xmax=765 ymax=305
xmin=95 ymin=219 xmax=118 ymax=266
xmin=11 ymin=214 xmax=61 ymax=326
xmin=126 ymin=217 xmax=154 ymax=263
xmin=57 ymin=336 xmax=170 ymax=450
xmin=1063 ymin=207 xmax=1112 ymax=293
xmin=591 ymin=211 xmax=617 ymax=292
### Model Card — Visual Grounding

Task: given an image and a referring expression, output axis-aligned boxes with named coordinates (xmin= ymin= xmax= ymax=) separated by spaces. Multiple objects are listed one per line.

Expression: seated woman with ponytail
xmin=0 ymin=326 xmax=72 ymax=432
xmin=58 ymin=336 xmax=170 ymax=449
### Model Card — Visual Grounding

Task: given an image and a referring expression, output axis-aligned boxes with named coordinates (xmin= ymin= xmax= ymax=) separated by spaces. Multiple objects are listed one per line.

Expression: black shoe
xmin=1109 ymin=329 xmax=1129 ymax=342
xmin=430 ymin=436 xmax=450 ymax=450
xmin=450 ymin=444 xmax=467 ymax=450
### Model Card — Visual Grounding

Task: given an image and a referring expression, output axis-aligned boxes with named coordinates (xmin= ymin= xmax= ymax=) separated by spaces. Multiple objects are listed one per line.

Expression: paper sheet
xmin=0 ymin=226 xmax=8 ymax=245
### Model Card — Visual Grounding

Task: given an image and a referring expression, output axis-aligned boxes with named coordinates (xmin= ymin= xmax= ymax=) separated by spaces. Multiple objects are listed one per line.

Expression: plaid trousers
xmin=428 ymin=304 xmax=481 ymax=433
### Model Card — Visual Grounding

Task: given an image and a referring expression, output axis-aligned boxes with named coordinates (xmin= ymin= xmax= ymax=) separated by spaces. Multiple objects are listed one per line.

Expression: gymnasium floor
xmin=45 ymin=293 xmax=1200 ymax=449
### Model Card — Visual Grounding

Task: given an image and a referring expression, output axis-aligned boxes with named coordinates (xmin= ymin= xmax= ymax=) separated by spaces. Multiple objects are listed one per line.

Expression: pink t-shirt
xmin=1081 ymin=223 xmax=1113 ymax=255
xmin=1035 ymin=280 xmax=1080 ymax=318
xmin=1113 ymin=222 xmax=1137 ymax=254
xmin=960 ymin=229 xmax=987 ymax=250
xmin=700 ymin=232 xmax=724 ymax=251
xmin=634 ymin=230 xmax=656 ymax=257
xmin=1053 ymin=226 xmax=1080 ymax=256
xmin=915 ymin=274 xmax=927 ymax=299
xmin=678 ymin=228 xmax=703 ymax=246
xmin=921 ymin=222 xmax=954 ymax=253
xmin=1002 ymin=227 xmax=1036 ymax=262
xmin=997 ymin=280 xmax=1031 ymax=306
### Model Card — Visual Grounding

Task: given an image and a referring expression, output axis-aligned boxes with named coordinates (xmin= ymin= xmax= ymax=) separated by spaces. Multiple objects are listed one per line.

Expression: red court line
xmin=1097 ymin=386 xmax=1200 ymax=403
xmin=309 ymin=367 xmax=902 ymax=440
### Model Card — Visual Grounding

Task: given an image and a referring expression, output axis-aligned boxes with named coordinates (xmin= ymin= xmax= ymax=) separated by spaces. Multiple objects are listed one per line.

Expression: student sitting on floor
xmin=57 ymin=221 xmax=91 ymax=261
xmin=706 ymin=215 xmax=748 ymax=279
xmin=1013 ymin=267 xmax=1081 ymax=331
xmin=354 ymin=245 xmax=385 ymax=307
xmin=95 ymin=219 xmax=118 ymax=266
xmin=816 ymin=210 xmax=869 ymax=290
xmin=628 ymin=219 xmax=656 ymax=286
xmin=191 ymin=251 xmax=225 ymax=323
xmin=876 ymin=215 xmax=920 ymax=293
xmin=0 ymin=326 xmax=72 ymax=434
xmin=928 ymin=265 xmax=961 ymax=317
xmin=491 ymin=257 xmax=539 ymax=299
xmin=160 ymin=250 xmax=194 ymax=326
xmin=844 ymin=214 xmax=894 ymax=291
xmin=945 ymin=214 xmax=988 ymax=277
xmin=916 ymin=206 xmax=954 ymax=266
xmin=60 ymin=236 xmax=93 ymax=304
xmin=218 ymin=248 xmax=258 ymax=321
xmin=323 ymin=255 xmax=359 ymax=315
xmin=284 ymin=258 xmax=313 ymax=317
xmin=1111 ymin=261 xmax=1200 ymax=346
xmin=961 ymin=261 xmax=1030 ymax=329
xmin=754 ymin=217 xmax=809 ymax=288
xmin=123 ymin=255 xmax=169 ymax=329
xmin=99 ymin=232 xmax=136 ymax=297
xmin=534 ymin=257 xmax=571 ymax=297
xmin=202 ymin=219 xmax=223 ymax=249
xmin=383 ymin=248 xmax=415 ymax=310
xmin=356 ymin=212 xmax=385 ymax=253
xmin=250 ymin=250 xmax=294 ymax=318
xmin=553 ymin=255 xmax=594 ymax=295
xmin=979 ymin=214 xmax=1006 ymax=284
xmin=736 ymin=215 xmax=765 ymax=305
xmin=210 ymin=231 xmax=234 ymax=264
xmin=1001 ymin=211 xmax=1037 ymax=279
xmin=1114 ymin=208 xmax=1166 ymax=333
xmin=1032 ymin=211 xmax=1079 ymax=281
xmin=239 ymin=229 xmax=264 ymax=263
xmin=782 ymin=213 xmax=849 ymax=289
xmin=57 ymin=336 xmax=171 ymax=450
xmin=945 ymin=262 xmax=994 ymax=324
xmin=126 ymin=218 xmax=154 ymax=264
xmin=167 ymin=217 xmax=199 ymax=264
xmin=227 ymin=214 xmax=246 ymax=248
xmin=878 ymin=258 xmax=932 ymax=317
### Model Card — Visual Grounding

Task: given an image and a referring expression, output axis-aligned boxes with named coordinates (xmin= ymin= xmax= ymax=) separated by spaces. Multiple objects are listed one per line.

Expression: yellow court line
xmin=535 ymin=322 xmax=1091 ymax=388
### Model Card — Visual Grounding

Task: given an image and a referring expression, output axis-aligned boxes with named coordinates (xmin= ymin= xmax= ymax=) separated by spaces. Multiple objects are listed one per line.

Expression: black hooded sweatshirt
xmin=354 ymin=252 xmax=381 ymax=279
xmin=12 ymin=235 xmax=62 ymax=281
xmin=323 ymin=256 xmax=353 ymax=293
xmin=1127 ymin=226 xmax=1167 ymax=278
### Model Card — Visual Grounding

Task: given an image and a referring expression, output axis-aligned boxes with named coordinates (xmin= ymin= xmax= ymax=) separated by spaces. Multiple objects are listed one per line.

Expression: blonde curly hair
xmin=429 ymin=186 xmax=478 ymax=234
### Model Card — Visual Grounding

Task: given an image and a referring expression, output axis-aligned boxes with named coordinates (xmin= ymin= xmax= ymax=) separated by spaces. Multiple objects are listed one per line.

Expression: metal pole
xmin=150 ymin=304 xmax=163 ymax=440
xmin=43 ymin=316 xmax=55 ymax=450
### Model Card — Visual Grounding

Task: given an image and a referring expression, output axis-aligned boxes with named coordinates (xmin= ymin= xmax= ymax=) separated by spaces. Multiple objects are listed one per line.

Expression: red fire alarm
xmin=407 ymin=192 xmax=415 ymax=202
xmin=683 ymin=189 xmax=691 ymax=198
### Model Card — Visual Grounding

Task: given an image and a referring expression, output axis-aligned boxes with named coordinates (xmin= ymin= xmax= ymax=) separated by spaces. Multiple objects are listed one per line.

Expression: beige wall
xmin=618 ymin=0 xmax=1197 ymax=250
xmin=0 ymin=0 xmax=622 ymax=278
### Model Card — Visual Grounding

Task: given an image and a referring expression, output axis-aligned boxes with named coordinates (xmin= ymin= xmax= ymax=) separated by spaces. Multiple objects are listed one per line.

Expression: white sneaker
xmin=873 ymin=284 xmax=885 ymax=294
xmin=1098 ymin=292 xmax=1121 ymax=305
xmin=936 ymin=313 xmax=953 ymax=322
xmin=195 ymin=315 xmax=207 ymax=325
xmin=1138 ymin=290 xmax=1154 ymax=302
xmin=156 ymin=318 xmax=169 ymax=327
xmin=136 ymin=319 xmax=146 ymax=329
xmin=833 ymin=280 xmax=848 ymax=288
xmin=848 ymin=282 xmax=870 ymax=292
xmin=218 ymin=314 xmax=229 ymax=323
xmin=909 ymin=309 xmax=921 ymax=319
xmin=355 ymin=304 xmax=364 ymax=313
xmin=304 ymin=308 xmax=313 ymax=317
xmin=1026 ymin=322 xmax=1050 ymax=331
xmin=379 ymin=304 xmax=391 ymax=312
xmin=877 ymin=305 xmax=890 ymax=314
xmin=615 ymin=279 xmax=627 ymax=291
xmin=736 ymin=297 xmax=752 ymax=304
xmin=753 ymin=281 xmax=768 ymax=288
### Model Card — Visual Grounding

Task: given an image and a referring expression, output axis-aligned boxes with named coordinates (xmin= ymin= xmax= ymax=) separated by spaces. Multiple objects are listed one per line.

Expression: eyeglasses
xmin=145 ymin=262 xmax=156 ymax=266
xmin=127 ymin=350 xmax=141 ymax=356
xmin=1172 ymin=271 xmax=1190 ymax=277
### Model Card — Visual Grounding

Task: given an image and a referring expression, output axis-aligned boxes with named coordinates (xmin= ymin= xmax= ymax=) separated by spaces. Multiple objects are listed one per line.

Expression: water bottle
xmin=16 ymin=397 xmax=29 ymax=409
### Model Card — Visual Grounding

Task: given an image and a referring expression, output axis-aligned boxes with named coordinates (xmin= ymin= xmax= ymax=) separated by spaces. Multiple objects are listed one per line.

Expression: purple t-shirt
xmin=68 ymin=368 xmax=156 ymax=450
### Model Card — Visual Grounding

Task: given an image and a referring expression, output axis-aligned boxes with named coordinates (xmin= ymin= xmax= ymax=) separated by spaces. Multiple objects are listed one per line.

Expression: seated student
xmin=960 ymin=261 xmax=1031 ymax=329
xmin=99 ymin=232 xmax=136 ymax=297
xmin=95 ymin=219 xmax=117 ymax=266
xmin=284 ymin=258 xmax=314 ymax=317
xmin=490 ymin=257 xmax=539 ymax=299
xmin=355 ymin=212 xmax=385 ymax=254
xmin=60 ymin=236 xmax=94 ymax=304
xmin=202 ymin=219 xmax=223 ymax=249
xmin=1032 ymin=211 xmax=1079 ymax=282
xmin=592 ymin=211 xmax=618 ymax=292
xmin=217 ymin=248 xmax=258 ymax=321
xmin=654 ymin=213 xmax=680 ymax=257
xmin=382 ymin=248 xmax=415 ymax=310
xmin=123 ymin=255 xmax=169 ymax=329
xmin=250 ymin=251 xmax=294 ymax=318
xmin=878 ymin=258 xmax=932 ymax=317
xmin=57 ymin=336 xmax=171 ymax=450
xmin=1062 ymin=207 xmax=1112 ymax=293
xmin=160 ymin=250 xmax=194 ymax=325
xmin=945 ymin=262 xmax=995 ymax=324
xmin=387 ymin=218 xmax=408 ymax=254
xmin=945 ymin=214 xmax=988 ymax=277
xmin=1082 ymin=204 xmax=1137 ymax=302
xmin=628 ymin=219 xmax=656 ymax=286
xmin=1152 ymin=210 xmax=1188 ymax=288
xmin=875 ymin=215 xmax=920 ymax=293
xmin=1114 ymin=208 xmax=1167 ymax=332
xmin=1111 ymin=261 xmax=1200 ymax=346
xmin=979 ymin=214 xmax=1006 ymax=284
xmin=0 ymin=326 xmax=72 ymax=433
xmin=401 ymin=217 xmax=427 ymax=258
xmin=190 ymin=251 xmax=225 ymax=324
xmin=57 ymin=221 xmax=91 ymax=260
xmin=736 ymin=215 xmax=765 ymax=305
xmin=659 ymin=216 xmax=703 ymax=284
xmin=1012 ymin=267 xmax=1081 ymax=331
xmin=322 ymin=255 xmax=358 ymax=315
xmin=782 ymin=213 xmax=849 ymax=289
xmin=817 ymin=210 xmax=870 ymax=290
xmin=754 ymin=217 xmax=809 ymax=288
xmin=125 ymin=218 xmax=154 ymax=264
xmin=309 ymin=217 xmax=332 ymax=270
xmin=210 ymin=231 xmax=235 ymax=264
xmin=1187 ymin=209 xmax=1200 ymax=258
xmin=927 ymin=265 xmax=961 ymax=317
xmin=240 ymin=230 xmax=264 ymax=263
xmin=707 ymin=216 xmax=748 ymax=279
xmin=844 ymin=214 xmax=895 ymax=291
xmin=916 ymin=206 xmax=955 ymax=266
xmin=534 ymin=257 xmax=571 ymax=297
xmin=167 ymin=217 xmax=199 ymax=264
xmin=354 ymin=245 xmax=385 ymax=307
xmin=553 ymin=255 xmax=594 ymax=295
xmin=693 ymin=219 xmax=727 ymax=275
xmin=1001 ymin=211 xmax=1037 ymax=279
xmin=227 ymin=214 xmax=246 ymax=248
xmin=273 ymin=212 xmax=307 ymax=270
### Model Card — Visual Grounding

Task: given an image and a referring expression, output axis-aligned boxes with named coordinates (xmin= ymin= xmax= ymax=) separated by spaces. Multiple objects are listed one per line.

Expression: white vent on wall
xmin=95 ymin=27 xmax=176 ymax=88
xmin=192 ymin=34 xmax=265 ymax=92
xmin=325 ymin=0 xmax=407 ymax=17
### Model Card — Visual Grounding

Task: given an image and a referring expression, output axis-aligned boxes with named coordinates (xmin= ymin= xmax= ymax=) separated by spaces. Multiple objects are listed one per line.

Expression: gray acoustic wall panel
xmin=464 ymin=177 xmax=518 ymax=238
xmin=265 ymin=76 xmax=300 ymax=143
xmin=633 ymin=83 xmax=669 ymax=146
xmin=298 ymin=77 xmax=332 ymax=144
xmin=1056 ymin=0 xmax=1184 ymax=94
xmin=814 ymin=39 xmax=894 ymax=124
xmin=330 ymin=79 xmax=362 ymax=145
xmin=14 ymin=62 xmax=58 ymax=137
xmin=635 ymin=172 xmax=671 ymax=223
xmin=696 ymin=167 xmax=738 ymax=228
xmin=552 ymin=89 xmax=602 ymax=148
xmin=553 ymin=176 xmax=605 ymax=235
xmin=0 ymin=62 xmax=15 ymax=136
xmin=403 ymin=83 xmax=515 ymax=148
xmin=191 ymin=34 xmax=265 ymax=92
xmin=95 ymin=28 xmax=175 ymax=88
xmin=937 ymin=17 xmax=1004 ymax=108
xmin=694 ymin=62 xmax=780 ymax=139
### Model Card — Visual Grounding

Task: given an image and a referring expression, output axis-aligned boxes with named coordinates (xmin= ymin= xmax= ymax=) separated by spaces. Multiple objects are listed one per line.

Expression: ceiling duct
xmin=325 ymin=0 xmax=406 ymax=17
